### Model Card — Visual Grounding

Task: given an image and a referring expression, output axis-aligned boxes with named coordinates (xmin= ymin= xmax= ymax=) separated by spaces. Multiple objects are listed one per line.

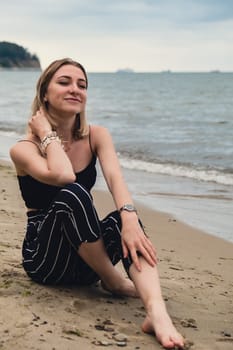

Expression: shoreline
xmin=0 ymin=160 xmax=233 ymax=349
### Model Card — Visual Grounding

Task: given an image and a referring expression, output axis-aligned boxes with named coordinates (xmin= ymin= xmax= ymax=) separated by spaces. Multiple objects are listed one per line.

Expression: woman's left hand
xmin=121 ymin=215 xmax=158 ymax=271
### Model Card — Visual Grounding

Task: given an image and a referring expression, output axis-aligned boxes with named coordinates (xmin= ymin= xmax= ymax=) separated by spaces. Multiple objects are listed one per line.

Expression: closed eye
xmin=57 ymin=81 xmax=87 ymax=89
xmin=79 ymin=84 xmax=87 ymax=90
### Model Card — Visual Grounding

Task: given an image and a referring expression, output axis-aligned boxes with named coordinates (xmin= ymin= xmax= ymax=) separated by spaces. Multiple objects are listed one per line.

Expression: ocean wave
xmin=119 ymin=157 xmax=233 ymax=186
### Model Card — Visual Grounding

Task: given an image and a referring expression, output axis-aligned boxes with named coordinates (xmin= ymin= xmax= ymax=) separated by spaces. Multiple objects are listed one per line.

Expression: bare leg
xmin=78 ymin=239 xmax=138 ymax=297
xmin=129 ymin=258 xmax=184 ymax=349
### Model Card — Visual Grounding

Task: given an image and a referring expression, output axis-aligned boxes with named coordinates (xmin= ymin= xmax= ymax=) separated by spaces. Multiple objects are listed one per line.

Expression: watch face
xmin=123 ymin=204 xmax=136 ymax=212
xmin=119 ymin=204 xmax=137 ymax=213
xmin=124 ymin=204 xmax=134 ymax=211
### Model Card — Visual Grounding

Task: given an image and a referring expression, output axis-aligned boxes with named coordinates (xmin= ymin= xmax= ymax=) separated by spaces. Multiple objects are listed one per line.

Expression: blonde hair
xmin=31 ymin=58 xmax=89 ymax=139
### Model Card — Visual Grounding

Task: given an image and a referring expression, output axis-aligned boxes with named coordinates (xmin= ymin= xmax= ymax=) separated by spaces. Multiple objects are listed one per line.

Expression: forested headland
xmin=0 ymin=41 xmax=41 ymax=68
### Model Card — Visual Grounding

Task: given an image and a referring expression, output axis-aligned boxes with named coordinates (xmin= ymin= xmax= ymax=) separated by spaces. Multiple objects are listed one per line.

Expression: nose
xmin=69 ymin=83 xmax=80 ymax=94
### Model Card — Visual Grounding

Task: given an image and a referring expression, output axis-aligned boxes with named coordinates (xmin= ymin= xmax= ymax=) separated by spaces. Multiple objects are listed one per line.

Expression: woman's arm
xmin=92 ymin=125 xmax=157 ymax=271
xmin=10 ymin=109 xmax=75 ymax=186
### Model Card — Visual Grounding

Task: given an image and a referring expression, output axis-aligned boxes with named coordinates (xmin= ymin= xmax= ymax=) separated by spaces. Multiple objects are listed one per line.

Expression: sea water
xmin=0 ymin=69 xmax=232 ymax=242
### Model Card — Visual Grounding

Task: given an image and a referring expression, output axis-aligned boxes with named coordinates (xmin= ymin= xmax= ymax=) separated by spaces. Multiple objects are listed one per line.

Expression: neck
xmin=56 ymin=128 xmax=74 ymax=153
xmin=48 ymin=108 xmax=77 ymax=141
xmin=54 ymin=115 xmax=76 ymax=142
xmin=56 ymin=127 xmax=73 ymax=143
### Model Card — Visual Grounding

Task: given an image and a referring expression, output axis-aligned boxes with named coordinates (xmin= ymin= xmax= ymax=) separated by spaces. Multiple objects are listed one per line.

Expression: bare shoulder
xmin=10 ymin=139 xmax=40 ymax=159
xmin=90 ymin=124 xmax=110 ymax=135
xmin=10 ymin=139 xmax=42 ymax=174
xmin=90 ymin=125 xmax=116 ymax=159
xmin=90 ymin=125 xmax=114 ymax=154
xmin=90 ymin=124 xmax=112 ymax=143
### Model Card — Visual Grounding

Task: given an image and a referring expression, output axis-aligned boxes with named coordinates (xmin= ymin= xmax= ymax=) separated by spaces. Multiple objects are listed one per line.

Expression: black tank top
xmin=17 ymin=155 xmax=97 ymax=209
xmin=17 ymin=126 xmax=97 ymax=209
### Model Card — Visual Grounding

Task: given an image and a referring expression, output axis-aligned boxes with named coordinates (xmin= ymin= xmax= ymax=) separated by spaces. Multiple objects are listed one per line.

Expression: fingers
xmin=122 ymin=241 xmax=128 ymax=259
xmin=36 ymin=108 xmax=46 ymax=118
xmin=30 ymin=107 xmax=46 ymax=121
xmin=143 ymin=236 xmax=158 ymax=263
xmin=121 ymin=222 xmax=158 ymax=272
xmin=122 ymin=239 xmax=142 ymax=271
xmin=137 ymin=233 xmax=157 ymax=263
xmin=130 ymin=249 xmax=141 ymax=272
xmin=140 ymin=244 xmax=157 ymax=266
xmin=128 ymin=236 xmax=158 ymax=272
xmin=29 ymin=110 xmax=42 ymax=124
xmin=39 ymin=105 xmax=47 ymax=115
xmin=29 ymin=110 xmax=52 ymax=139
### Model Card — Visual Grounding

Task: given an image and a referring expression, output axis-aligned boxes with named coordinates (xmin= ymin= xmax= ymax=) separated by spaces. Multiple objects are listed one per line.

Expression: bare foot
xmin=101 ymin=278 xmax=139 ymax=298
xmin=141 ymin=304 xmax=184 ymax=349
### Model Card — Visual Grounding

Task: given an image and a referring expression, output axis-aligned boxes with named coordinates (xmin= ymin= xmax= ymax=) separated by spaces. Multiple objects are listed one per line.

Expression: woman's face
xmin=45 ymin=64 xmax=87 ymax=117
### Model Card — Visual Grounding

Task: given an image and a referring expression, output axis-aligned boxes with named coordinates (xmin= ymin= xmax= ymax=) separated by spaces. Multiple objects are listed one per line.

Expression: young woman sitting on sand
xmin=10 ymin=58 xmax=184 ymax=349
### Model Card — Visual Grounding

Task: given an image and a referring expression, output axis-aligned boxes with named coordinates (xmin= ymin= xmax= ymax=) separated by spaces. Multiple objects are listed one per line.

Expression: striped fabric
xmin=22 ymin=183 xmax=132 ymax=285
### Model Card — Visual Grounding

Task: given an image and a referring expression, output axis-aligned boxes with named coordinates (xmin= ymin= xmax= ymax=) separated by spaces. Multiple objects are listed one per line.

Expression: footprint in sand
xmin=72 ymin=299 xmax=89 ymax=311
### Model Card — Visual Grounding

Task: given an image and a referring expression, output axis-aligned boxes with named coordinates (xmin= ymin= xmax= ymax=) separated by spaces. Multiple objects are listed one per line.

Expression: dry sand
xmin=0 ymin=160 xmax=232 ymax=350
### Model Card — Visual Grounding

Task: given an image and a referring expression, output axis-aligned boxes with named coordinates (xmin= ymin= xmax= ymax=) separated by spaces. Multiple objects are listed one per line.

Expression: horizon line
xmin=1 ymin=67 xmax=232 ymax=74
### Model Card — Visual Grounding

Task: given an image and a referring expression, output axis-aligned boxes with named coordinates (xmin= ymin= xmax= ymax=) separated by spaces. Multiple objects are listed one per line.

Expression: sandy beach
xmin=0 ymin=160 xmax=232 ymax=350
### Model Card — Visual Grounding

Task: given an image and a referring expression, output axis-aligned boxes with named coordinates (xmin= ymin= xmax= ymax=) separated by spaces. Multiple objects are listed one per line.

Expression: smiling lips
xmin=64 ymin=97 xmax=81 ymax=103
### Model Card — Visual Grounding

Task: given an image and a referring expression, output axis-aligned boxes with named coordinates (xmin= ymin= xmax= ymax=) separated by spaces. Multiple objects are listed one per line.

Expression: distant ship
xmin=116 ymin=68 xmax=134 ymax=73
xmin=160 ymin=70 xmax=172 ymax=73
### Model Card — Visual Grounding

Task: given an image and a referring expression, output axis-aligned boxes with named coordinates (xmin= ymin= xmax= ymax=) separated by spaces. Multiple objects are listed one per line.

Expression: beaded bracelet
xmin=40 ymin=131 xmax=61 ymax=155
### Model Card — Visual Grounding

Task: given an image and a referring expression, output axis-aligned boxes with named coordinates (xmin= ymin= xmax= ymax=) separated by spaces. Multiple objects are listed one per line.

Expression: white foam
xmin=119 ymin=157 xmax=233 ymax=186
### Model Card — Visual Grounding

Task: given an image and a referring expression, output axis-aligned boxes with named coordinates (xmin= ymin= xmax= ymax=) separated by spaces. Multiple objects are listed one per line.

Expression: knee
xmin=64 ymin=183 xmax=92 ymax=200
xmin=56 ymin=183 xmax=93 ymax=211
xmin=65 ymin=182 xmax=90 ymax=194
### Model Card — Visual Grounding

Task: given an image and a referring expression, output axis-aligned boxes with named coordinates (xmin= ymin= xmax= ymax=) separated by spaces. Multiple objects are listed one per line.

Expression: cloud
xmin=0 ymin=0 xmax=232 ymax=71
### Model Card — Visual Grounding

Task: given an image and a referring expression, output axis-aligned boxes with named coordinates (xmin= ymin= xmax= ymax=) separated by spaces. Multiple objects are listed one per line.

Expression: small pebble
xmin=113 ymin=333 xmax=128 ymax=342
xmin=116 ymin=341 xmax=127 ymax=347
xmin=100 ymin=340 xmax=111 ymax=346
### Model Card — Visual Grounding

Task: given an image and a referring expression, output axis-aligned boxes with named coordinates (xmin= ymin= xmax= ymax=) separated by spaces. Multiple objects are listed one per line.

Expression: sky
xmin=1 ymin=0 xmax=233 ymax=72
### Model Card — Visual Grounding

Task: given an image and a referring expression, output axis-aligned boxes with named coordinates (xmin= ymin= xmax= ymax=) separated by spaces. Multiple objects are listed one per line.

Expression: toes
xmin=159 ymin=333 xmax=184 ymax=349
xmin=167 ymin=335 xmax=184 ymax=349
xmin=171 ymin=334 xmax=184 ymax=348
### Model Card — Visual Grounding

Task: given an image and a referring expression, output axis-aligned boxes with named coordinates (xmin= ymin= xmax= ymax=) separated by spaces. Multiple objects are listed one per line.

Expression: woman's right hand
xmin=28 ymin=107 xmax=52 ymax=141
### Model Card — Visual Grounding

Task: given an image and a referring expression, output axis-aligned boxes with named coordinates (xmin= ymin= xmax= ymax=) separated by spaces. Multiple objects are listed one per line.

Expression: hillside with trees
xmin=0 ymin=41 xmax=41 ymax=68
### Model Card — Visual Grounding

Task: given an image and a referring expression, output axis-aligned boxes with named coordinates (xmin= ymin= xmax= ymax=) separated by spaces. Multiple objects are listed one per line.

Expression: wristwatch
xmin=119 ymin=204 xmax=137 ymax=214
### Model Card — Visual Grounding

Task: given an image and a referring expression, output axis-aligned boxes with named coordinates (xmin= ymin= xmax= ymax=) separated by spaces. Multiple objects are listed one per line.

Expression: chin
xmin=63 ymin=108 xmax=82 ymax=115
